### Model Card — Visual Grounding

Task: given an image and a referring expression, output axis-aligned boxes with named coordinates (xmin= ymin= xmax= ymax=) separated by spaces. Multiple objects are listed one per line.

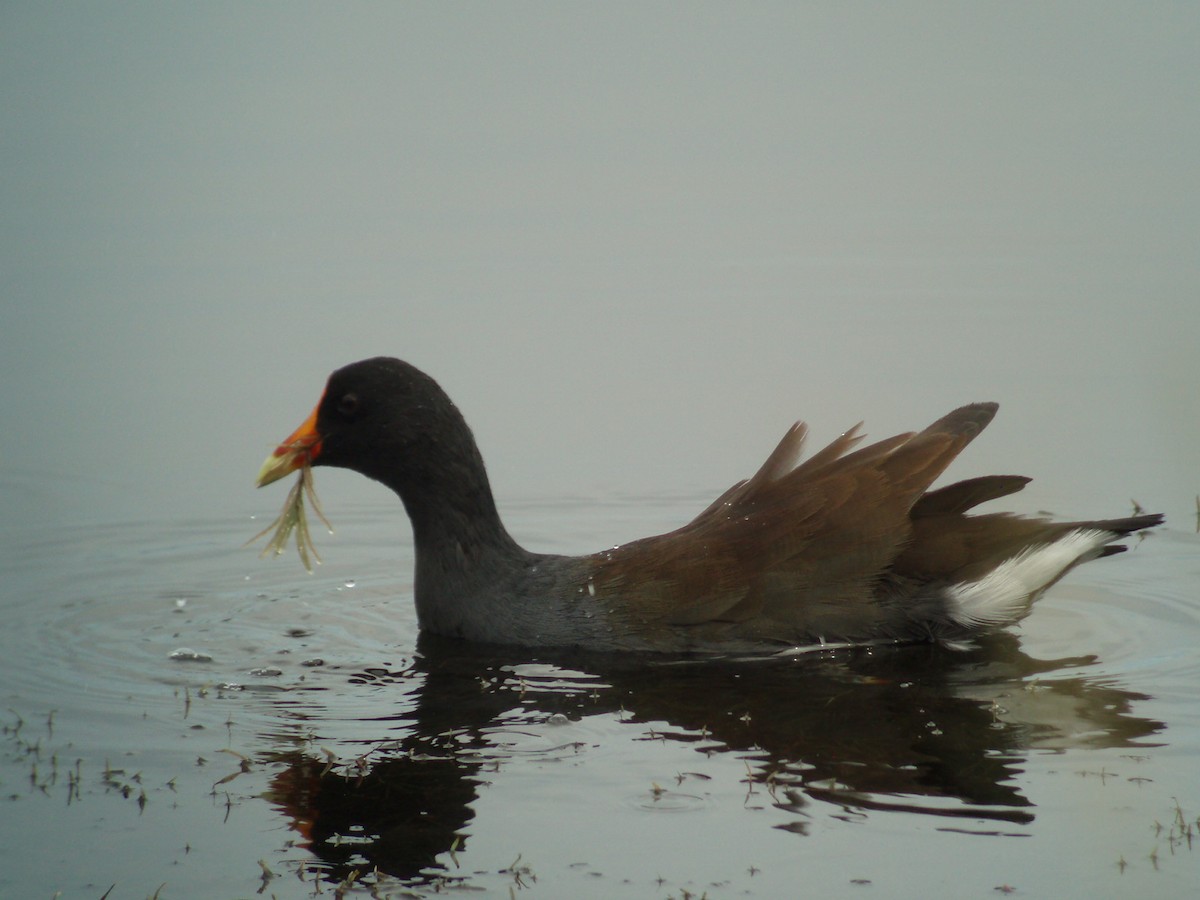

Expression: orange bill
xmin=256 ymin=402 xmax=323 ymax=487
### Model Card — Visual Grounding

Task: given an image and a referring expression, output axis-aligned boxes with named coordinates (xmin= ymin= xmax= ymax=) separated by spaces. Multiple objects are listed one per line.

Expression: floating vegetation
xmin=247 ymin=465 xmax=331 ymax=572
xmin=1113 ymin=797 xmax=1200 ymax=874
xmin=501 ymin=853 xmax=537 ymax=890
xmin=1152 ymin=797 xmax=1198 ymax=860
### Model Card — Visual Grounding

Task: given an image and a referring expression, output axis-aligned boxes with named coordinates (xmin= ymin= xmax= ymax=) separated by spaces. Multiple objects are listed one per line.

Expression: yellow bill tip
xmin=255 ymin=404 xmax=322 ymax=487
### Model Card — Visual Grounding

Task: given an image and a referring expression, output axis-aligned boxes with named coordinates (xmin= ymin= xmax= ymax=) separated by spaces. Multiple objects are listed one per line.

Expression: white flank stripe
xmin=947 ymin=529 xmax=1112 ymax=628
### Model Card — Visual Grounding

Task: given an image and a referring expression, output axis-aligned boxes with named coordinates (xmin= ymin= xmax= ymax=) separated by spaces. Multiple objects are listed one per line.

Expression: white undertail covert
xmin=947 ymin=529 xmax=1113 ymax=628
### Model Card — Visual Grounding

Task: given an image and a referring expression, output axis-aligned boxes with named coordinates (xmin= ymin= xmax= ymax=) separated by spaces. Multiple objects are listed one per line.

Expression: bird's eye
xmin=337 ymin=392 xmax=360 ymax=417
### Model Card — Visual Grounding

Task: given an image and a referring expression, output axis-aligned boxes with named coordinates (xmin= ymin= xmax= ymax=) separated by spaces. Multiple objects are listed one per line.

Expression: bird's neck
xmin=388 ymin=436 xmax=528 ymax=573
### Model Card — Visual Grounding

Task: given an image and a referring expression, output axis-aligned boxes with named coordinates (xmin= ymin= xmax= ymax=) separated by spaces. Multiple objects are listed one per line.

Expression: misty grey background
xmin=2 ymin=3 xmax=1196 ymax=539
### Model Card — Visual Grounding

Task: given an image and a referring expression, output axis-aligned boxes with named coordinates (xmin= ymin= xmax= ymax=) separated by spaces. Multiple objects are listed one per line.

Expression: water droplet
xmin=343 ymin=579 xmax=356 ymax=589
xmin=169 ymin=648 xmax=212 ymax=663
xmin=248 ymin=667 xmax=283 ymax=677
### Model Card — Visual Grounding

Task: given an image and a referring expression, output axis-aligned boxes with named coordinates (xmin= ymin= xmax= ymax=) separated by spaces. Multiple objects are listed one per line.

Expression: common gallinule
xmin=256 ymin=357 xmax=1162 ymax=653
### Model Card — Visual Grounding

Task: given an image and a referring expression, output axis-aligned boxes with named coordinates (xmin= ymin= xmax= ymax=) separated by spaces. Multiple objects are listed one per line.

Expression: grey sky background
xmin=2 ymin=3 xmax=1196 ymax=535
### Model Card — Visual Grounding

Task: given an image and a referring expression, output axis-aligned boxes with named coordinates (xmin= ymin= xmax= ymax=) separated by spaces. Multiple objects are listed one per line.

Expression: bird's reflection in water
xmin=262 ymin=633 xmax=1162 ymax=886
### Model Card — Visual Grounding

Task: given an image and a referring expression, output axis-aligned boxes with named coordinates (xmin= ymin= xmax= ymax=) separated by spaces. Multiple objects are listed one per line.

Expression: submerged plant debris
xmin=248 ymin=465 xmax=331 ymax=572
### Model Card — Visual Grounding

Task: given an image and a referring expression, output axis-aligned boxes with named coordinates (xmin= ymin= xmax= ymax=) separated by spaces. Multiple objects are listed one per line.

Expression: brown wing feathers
xmin=910 ymin=475 xmax=1032 ymax=517
xmin=594 ymin=402 xmax=1159 ymax=643
xmin=599 ymin=403 xmax=1003 ymax=632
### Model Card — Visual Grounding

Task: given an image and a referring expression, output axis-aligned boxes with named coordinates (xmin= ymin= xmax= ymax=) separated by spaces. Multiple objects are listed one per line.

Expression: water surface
xmin=2 ymin=497 xmax=1197 ymax=898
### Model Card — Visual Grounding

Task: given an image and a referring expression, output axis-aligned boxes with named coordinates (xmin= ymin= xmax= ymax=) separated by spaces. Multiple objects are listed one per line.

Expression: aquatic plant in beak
xmin=248 ymin=463 xmax=331 ymax=572
xmin=251 ymin=403 xmax=330 ymax=572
